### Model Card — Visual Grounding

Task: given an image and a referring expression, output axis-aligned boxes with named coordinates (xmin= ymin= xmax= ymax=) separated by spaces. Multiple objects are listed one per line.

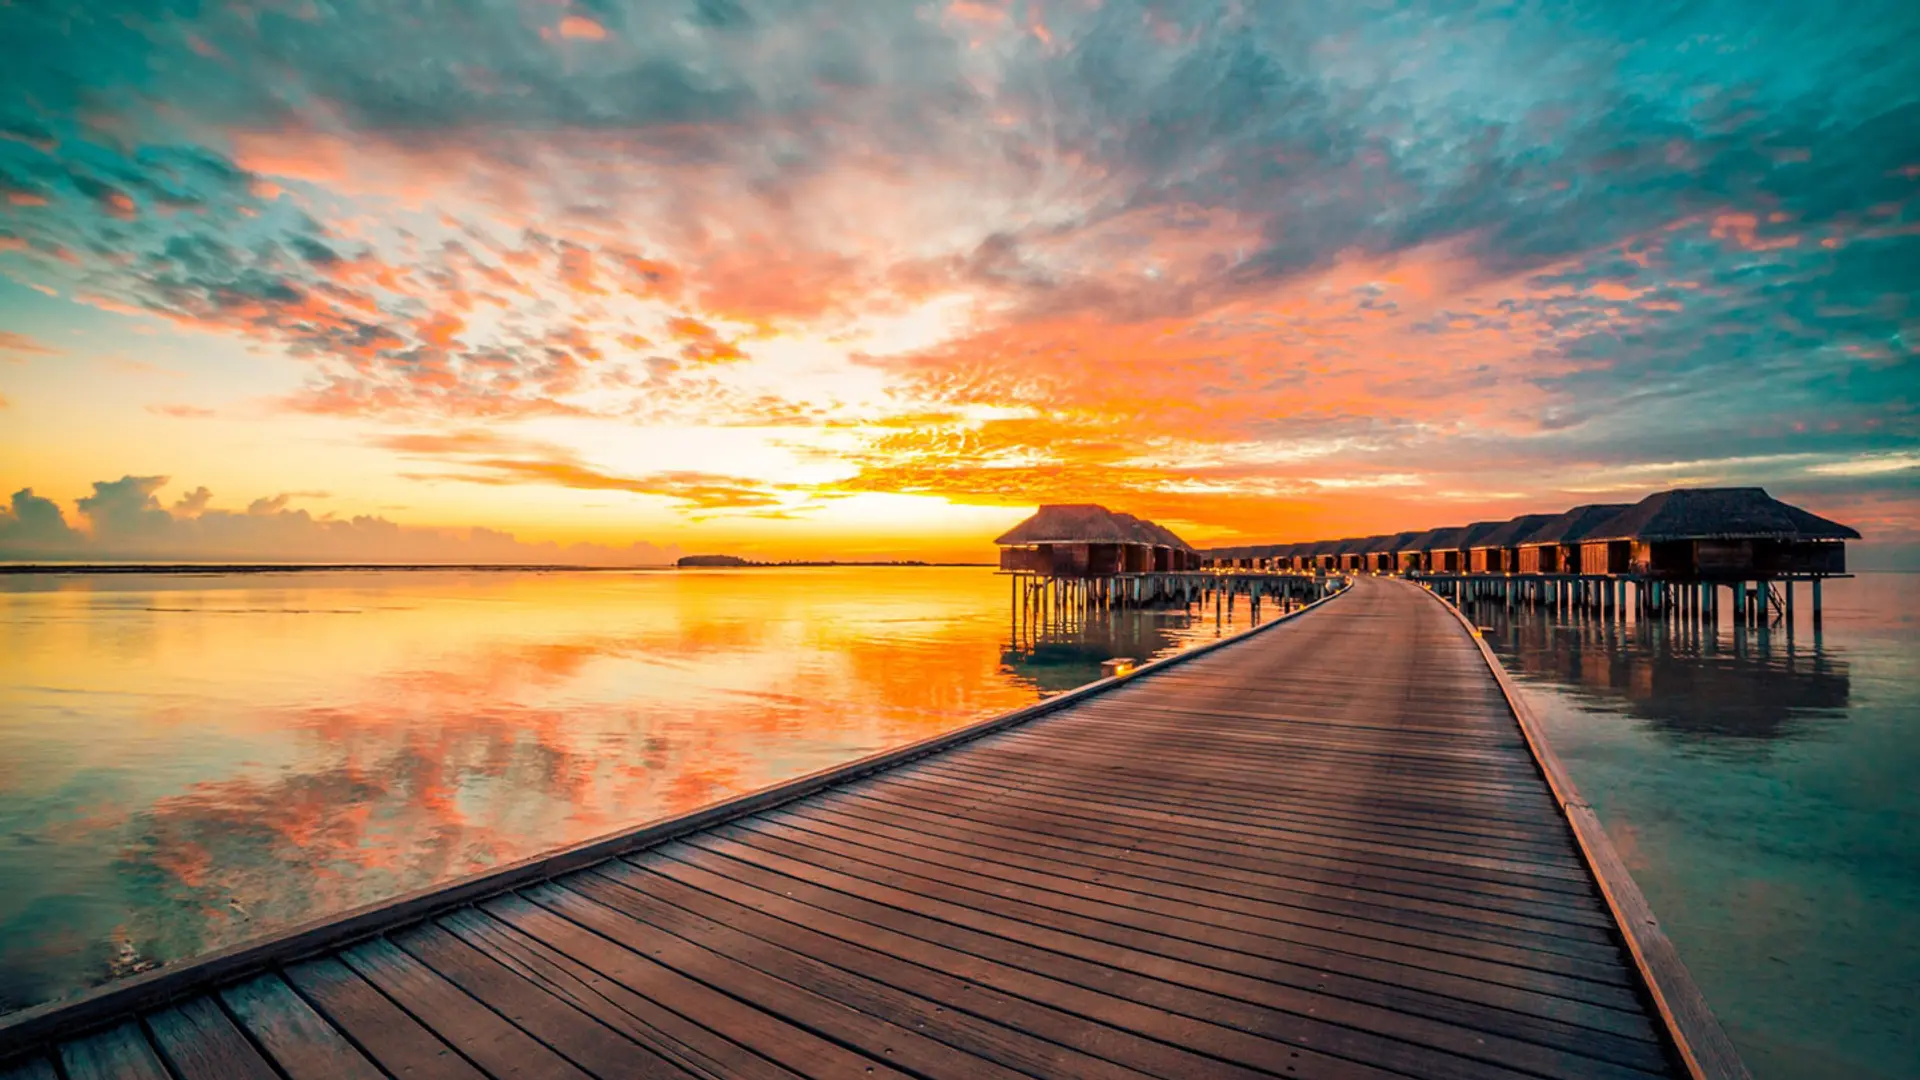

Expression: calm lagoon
xmin=1 ymin=567 xmax=1913 ymax=1080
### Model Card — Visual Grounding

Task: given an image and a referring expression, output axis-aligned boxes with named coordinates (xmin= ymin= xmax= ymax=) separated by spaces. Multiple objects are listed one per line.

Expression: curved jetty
xmin=0 ymin=577 xmax=1743 ymax=1080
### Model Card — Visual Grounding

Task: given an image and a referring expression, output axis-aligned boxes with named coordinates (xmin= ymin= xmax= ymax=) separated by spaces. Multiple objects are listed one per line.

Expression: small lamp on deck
xmin=1101 ymin=657 xmax=1138 ymax=678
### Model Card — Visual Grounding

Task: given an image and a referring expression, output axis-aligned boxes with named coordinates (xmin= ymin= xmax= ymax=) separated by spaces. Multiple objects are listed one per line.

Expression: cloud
xmin=0 ymin=331 xmax=58 ymax=359
xmin=0 ymin=477 xmax=678 ymax=565
xmin=374 ymin=429 xmax=796 ymax=512
xmin=0 ymin=0 xmax=1915 ymax=543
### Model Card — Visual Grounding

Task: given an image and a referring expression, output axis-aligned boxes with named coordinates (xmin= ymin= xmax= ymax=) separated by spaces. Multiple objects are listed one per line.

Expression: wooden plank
xmin=599 ymin=856 xmax=1280 ymax=1080
xmin=388 ymin=922 xmax=692 ymax=1080
xmin=734 ymin=810 xmax=1626 ymax=988
xmin=337 ymin=937 xmax=594 ymax=1080
xmin=706 ymin=820 xmax=1645 ymax=1011
xmin=864 ymin=770 xmax=1600 ymax=896
xmin=219 ymin=973 xmax=384 ymax=1080
xmin=946 ymin=730 xmax=1559 ymax=809
xmin=434 ymin=907 xmax=796 ymax=1080
xmin=57 ymin=1022 xmax=169 ymax=1080
xmin=0 ymin=584 xmax=1347 ymax=1059
xmin=1419 ymin=582 xmax=1752 ymax=1080
xmin=770 ymin=801 xmax=1630 ymax=970
xmin=283 ymin=957 xmax=487 ymax=1080
xmin=800 ymin=791 xmax=1618 ymax=935
xmin=564 ymin=868 xmax=1153 ymax=1080
xmin=612 ymin=850 xmax=1664 ymax=1074
xmin=624 ymin=846 xmax=1411 ymax=1080
xmin=665 ymin=834 xmax=1655 ymax=1080
xmin=146 ymin=997 xmax=279 ymax=1080
xmin=519 ymin=881 xmax=1026 ymax=1080
xmin=827 ymin=785 xmax=1613 ymax=923
xmin=480 ymin=892 xmax=909 ymax=1080
xmin=916 ymin=756 xmax=1586 ymax=862
xmin=941 ymin=746 xmax=1575 ymax=839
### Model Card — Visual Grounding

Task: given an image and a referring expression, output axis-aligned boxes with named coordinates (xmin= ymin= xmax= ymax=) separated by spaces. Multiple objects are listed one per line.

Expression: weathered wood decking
xmin=0 ymin=576 xmax=1738 ymax=1080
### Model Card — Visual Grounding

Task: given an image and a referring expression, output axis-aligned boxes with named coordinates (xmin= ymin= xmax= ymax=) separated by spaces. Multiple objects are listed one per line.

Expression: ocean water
xmin=1 ymin=568 xmax=1913 ymax=1080
xmin=1474 ymin=573 xmax=1920 ymax=1080
xmin=0 ymin=566 xmax=1277 ymax=1014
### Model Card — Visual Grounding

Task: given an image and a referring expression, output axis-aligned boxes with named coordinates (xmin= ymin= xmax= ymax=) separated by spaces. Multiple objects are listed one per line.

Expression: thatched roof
xmin=1112 ymin=512 xmax=1197 ymax=552
xmin=1592 ymin=488 xmax=1861 ymax=542
xmin=996 ymin=505 xmax=1196 ymax=549
xmin=1156 ymin=488 xmax=1856 ymax=565
xmin=1523 ymin=503 xmax=1630 ymax=546
xmin=1375 ymin=530 xmax=1423 ymax=553
xmin=1396 ymin=528 xmax=1443 ymax=552
xmin=1473 ymin=513 xmax=1558 ymax=549
xmin=1451 ymin=520 xmax=1507 ymax=550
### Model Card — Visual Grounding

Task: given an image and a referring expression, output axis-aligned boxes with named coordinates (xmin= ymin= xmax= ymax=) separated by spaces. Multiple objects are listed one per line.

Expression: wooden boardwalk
xmin=0 ymin=577 xmax=1729 ymax=1080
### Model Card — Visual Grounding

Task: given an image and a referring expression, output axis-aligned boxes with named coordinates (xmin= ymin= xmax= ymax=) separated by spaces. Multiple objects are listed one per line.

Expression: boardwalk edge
xmin=0 ymin=577 xmax=1350 ymax=1055
xmin=1416 ymin=580 xmax=1753 ymax=1080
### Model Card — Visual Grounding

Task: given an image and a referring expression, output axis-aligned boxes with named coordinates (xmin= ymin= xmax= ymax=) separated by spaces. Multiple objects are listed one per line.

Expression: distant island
xmin=675 ymin=555 xmax=986 ymax=568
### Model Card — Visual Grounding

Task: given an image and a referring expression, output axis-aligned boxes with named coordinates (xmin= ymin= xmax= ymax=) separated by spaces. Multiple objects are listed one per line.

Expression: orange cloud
xmin=414 ymin=312 xmax=465 ymax=348
xmin=0 ymin=331 xmax=59 ymax=358
xmin=555 ymin=14 xmax=608 ymax=40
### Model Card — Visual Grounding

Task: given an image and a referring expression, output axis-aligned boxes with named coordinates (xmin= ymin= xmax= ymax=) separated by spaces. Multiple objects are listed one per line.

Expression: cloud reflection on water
xmin=0 ymin=566 xmax=1260 ymax=1012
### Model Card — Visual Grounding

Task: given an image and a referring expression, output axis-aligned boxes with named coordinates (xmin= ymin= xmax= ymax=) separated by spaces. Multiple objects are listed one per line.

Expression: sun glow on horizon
xmin=2 ymin=0 xmax=1916 ymax=561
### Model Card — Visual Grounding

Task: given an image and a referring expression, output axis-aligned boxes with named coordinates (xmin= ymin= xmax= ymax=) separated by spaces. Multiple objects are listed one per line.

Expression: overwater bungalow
xmin=1333 ymin=536 xmax=1373 ymax=574
xmin=1394 ymin=528 xmax=1442 ymax=573
xmin=1115 ymin=514 xmax=1200 ymax=572
xmin=1193 ymin=486 xmax=1857 ymax=593
xmin=1587 ymin=487 xmax=1859 ymax=580
xmin=1471 ymin=513 xmax=1558 ymax=574
xmin=1449 ymin=521 xmax=1506 ymax=574
xmin=996 ymin=504 xmax=1198 ymax=576
xmin=1371 ymin=531 xmax=1422 ymax=574
xmin=1516 ymin=503 xmax=1630 ymax=574
xmin=1320 ymin=538 xmax=1355 ymax=573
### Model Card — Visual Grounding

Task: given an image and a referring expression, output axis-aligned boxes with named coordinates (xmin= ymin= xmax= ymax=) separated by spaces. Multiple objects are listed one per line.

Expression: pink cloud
xmin=553 ymin=14 xmax=608 ymax=41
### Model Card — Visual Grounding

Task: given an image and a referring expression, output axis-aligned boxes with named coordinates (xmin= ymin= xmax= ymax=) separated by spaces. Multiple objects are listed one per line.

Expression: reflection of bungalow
xmin=1469 ymin=514 xmax=1557 ymax=574
xmin=996 ymin=504 xmax=1198 ymax=577
xmin=1586 ymin=488 xmax=1859 ymax=580
xmin=1516 ymin=504 xmax=1629 ymax=574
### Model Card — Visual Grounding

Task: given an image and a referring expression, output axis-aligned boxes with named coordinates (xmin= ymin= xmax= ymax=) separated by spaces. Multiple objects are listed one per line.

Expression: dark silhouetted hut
xmin=1516 ymin=504 xmax=1628 ymax=574
xmin=996 ymin=504 xmax=1197 ymax=577
xmin=1395 ymin=529 xmax=1441 ymax=573
xmin=1288 ymin=542 xmax=1312 ymax=572
xmin=1588 ymin=488 xmax=1859 ymax=579
xmin=1470 ymin=513 xmax=1557 ymax=574
xmin=1416 ymin=527 xmax=1468 ymax=573
xmin=1323 ymin=538 xmax=1359 ymax=573
xmin=1300 ymin=539 xmax=1335 ymax=573
xmin=1339 ymin=535 xmax=1383 ymax=573
xmin=1450 ymin=521 xmax=1506 ymax=574
xmin=1371 ymin=531 xmax=1421 ymax=574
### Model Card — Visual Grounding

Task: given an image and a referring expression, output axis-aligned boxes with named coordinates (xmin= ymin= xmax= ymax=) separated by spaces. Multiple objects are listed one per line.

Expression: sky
xmin=1 ymin=0 xmax=1916 ymax=564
